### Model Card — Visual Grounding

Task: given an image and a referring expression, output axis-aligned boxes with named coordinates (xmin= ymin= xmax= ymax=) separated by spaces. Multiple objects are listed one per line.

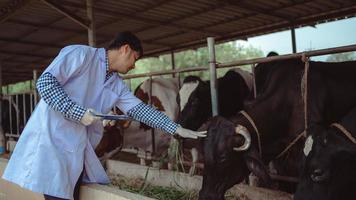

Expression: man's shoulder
xmin=62 ymin=44 xmax=98 ymax=53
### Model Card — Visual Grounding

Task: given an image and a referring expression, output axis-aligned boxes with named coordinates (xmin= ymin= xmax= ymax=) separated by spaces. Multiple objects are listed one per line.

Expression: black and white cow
xmin=295 ymin=107 xmax=356 ymax=200
xmin=177 ymin=68 xmax=253 ymax=131
xmin=199 ymin=59 xmax=356 ymax=200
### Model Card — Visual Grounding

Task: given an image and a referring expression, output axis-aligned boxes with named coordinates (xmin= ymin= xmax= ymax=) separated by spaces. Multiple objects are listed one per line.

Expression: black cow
xmin=199 ymin=59 xmax=356 ymax=200
xmin=177 ymin=69 xmax=252 ymax=131
xmin=295 ymin=107 xmax=356 ymax=200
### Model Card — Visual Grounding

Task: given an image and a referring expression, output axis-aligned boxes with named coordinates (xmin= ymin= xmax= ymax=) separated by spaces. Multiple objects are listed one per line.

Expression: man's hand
xmin=80 ymin=109 xmax=102 ymax=126
xmin=174 ymin=126 xmax=207 ymax=139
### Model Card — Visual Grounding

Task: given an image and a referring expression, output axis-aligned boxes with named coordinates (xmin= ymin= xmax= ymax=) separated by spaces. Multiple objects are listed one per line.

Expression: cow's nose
xmin=310 ymin=168 xmax=329 ymax=182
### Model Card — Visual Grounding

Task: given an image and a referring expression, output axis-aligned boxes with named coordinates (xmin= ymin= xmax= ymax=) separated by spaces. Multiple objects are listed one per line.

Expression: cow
xmin=94 ymin=77 xmax=181 ymax=166
xmin=122 ymin=77 xmax=180 ymax=156
xmin=199 ymin=59 xmax=356 ymax=200
xmin=294 ymin=108 xmax=356 ymax=200
xmin=177 ymin=68 xmax=253 ymax=131
xmin=95 ymin=114 xmax=124 ymax=165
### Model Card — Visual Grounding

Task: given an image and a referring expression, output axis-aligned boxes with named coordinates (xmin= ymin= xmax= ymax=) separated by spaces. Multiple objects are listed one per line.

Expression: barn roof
xmin=0 ymin=0 xmax=355 ymax=84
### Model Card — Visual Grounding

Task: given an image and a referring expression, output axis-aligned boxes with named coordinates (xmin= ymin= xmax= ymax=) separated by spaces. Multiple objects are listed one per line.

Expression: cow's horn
xmin=233 ymin=125 xmax=251 ymax=151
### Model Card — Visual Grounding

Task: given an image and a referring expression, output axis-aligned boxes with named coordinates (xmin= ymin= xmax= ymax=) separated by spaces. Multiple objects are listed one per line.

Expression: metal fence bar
xmin=15 ymin=94 xmax=20 ymax=135
xmin=251 ymin=64 xmax=257 ymax=98
xmin=122 ymin=66 xmax=208 ymax=80
xmin=33 ymin=70 xmax=38 ymax=104
xmin=218 ymin=44 xmax=356 ymax=69
xmin=30 ymin=93 xmax=34 ymax=112
xmin=22 ymin=94 xmax=27 ymax=125
xmin=5 ymin=134 xmax=20 ymax=138
xmin=9 ymin=96 xmax=12 ymax=135
xmin=148 ymin=76 xmax=156 ymax=155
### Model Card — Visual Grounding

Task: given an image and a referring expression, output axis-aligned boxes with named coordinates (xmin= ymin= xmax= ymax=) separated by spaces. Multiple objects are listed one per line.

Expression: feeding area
xmin=1 ymin=0 xmax=356 ymax=200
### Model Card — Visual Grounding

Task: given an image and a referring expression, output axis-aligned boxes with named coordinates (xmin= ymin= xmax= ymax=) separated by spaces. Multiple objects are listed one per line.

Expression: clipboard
xmin=93 ymin=113 xmax=131 ymax=121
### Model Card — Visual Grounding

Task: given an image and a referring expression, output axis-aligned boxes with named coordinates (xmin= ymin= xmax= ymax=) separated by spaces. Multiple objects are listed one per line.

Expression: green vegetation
xmin=1 ymin=80 xmax=33 ymax=95
xmin=109 ymin=173 xmax=241 ymax=200
xmin=110 ymin=173 xmax=199 ymax=200
xmin=126 ymin=41 xmax=263 ymax=90
xmin=326 ymin=52 xmax=356 ymax=62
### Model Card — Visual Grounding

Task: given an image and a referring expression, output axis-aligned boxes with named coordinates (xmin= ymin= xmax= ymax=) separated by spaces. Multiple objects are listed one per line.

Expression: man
xmin=2 ymin=31 xmax=206 ymax=200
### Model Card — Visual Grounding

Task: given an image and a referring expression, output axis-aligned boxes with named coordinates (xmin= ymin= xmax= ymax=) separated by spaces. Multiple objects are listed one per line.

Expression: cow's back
xmin=308 ymin=61 xmax=356 ymax=126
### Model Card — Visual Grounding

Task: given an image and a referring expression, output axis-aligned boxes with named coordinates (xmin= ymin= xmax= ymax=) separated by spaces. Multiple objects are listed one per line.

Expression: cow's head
xmin=295 ymin=125 xmax=356 ymax=200
xmin=177 ymin=76 xmax=211 ymax=130
xmin=199 ymin=60 xmax=305 ymax=199
xmin=199 ymin=116 xmax=271 ymax=200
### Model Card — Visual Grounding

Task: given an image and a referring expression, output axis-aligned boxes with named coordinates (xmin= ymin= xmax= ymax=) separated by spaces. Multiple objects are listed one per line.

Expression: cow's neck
xmin=230 ymin=102 xmax=300 ymax=160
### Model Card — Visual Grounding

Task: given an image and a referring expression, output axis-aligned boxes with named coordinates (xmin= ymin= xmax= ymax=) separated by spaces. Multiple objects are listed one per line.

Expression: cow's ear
xmin=244 ymin=147 xmax=272 ymax=186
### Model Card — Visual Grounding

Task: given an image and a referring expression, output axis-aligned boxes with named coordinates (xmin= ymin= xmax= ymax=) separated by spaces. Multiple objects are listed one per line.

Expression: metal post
xmin=9 ymin=96 xmax=12 ymax=135
xmin=22 ymin=94 xmax=26 ymax=125
xmin=0 ymin=61 xmax=3 ymax=139
xmin=15 ymin=94 xmax=19 ymax=135
xmin=30 ymin=93 xmax=34 ymax=112
xmin=127 ymin=78 xmax=132 ymax=90
xmin=171 ymin=50 xmax=175 ymax=78
xmin=149 ymin=76 xmax=156 ymax=155
xmin=86 ymin=0 xmax=96 ymax=47
xmin=251 ymin=64 xmax=257 ymax=98
xmin=0 ymin=62 xmax=2 ymax=126
xmin=33 ymin=70 xmax=38 ymax=104
xmin=207 ymin=37 xmax=219 ymax=116
xmin=291 ymin=28 xmax=297 ymax=53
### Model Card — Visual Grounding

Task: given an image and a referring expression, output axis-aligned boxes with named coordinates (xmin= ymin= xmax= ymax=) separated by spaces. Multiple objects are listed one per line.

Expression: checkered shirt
xmin=37 ymin=50 xmax=178 ymax=134
xmin=36 ymin=51 xmax=114 ymax=122
xmin=36 ymin=72 xmax=86 ymax=121
xmin=105 ymin=51 xmax=114 ymax=81
xmin=127 ymin=102 xmax=179 ymax=134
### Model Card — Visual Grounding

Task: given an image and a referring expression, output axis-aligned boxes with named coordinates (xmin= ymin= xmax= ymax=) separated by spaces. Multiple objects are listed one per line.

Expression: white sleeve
xmin=115 ymin=79 xmax=142 ymax=114
xmin=44 ymin=45 xmax=92 ymax=85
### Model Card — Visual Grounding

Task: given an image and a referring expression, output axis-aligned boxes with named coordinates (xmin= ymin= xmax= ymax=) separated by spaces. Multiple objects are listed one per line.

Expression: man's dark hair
xmin=107 ymin=31 xmax=143 ymax=57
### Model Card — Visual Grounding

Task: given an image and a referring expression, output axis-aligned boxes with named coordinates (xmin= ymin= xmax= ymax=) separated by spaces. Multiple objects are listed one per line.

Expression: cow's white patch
xmin=303 ymin=135 xmax=314 ymax=156
xmin=179 ymin=81 xmax=199 ymax=111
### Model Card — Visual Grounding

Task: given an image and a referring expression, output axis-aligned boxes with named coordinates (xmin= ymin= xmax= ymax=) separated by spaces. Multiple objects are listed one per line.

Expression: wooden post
xmin=86 ymin=0 xmax=96 ymax=47
xmin=33 ymin=70 xmax=38 ymax=104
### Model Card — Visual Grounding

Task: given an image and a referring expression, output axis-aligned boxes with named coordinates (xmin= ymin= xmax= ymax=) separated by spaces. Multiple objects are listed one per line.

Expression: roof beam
xmin=221 ymin=0 xmax=295 ymax=22
xmin=133 ymin=2 xmax=227 ymax=35
xmin=58 ymin=0 xmax=220 ymax=36
xmin=0 ymin=37 xmax=63 ymax=48
xmin=8 ymin=19 xmax=84 ymax=33
xmin=145 ymin=0 xmax=316 ymax=45
xmin=144 ymin=4 xmax=356 ymax=57
xmin=0 ymin=50 xmax=53 ymax=59
xmin=96 ymin=7 xmax=220 ymax=36
xmin=2 ymin=59 xmax=48 ymax=65
xmin=0 ymin=0 xmax=33 ymax=24
xmin=40 ymin=0 xmax=90 ymax=29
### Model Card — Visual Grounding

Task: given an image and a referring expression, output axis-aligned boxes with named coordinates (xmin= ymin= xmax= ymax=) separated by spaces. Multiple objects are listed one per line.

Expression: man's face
xmin=109 ymin=44 xmax=140 ymax=74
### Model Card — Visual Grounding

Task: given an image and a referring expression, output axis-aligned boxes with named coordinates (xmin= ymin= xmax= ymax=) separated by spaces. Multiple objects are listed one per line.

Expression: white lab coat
xmin=2 ymin=45 xmax=141 ymax=199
